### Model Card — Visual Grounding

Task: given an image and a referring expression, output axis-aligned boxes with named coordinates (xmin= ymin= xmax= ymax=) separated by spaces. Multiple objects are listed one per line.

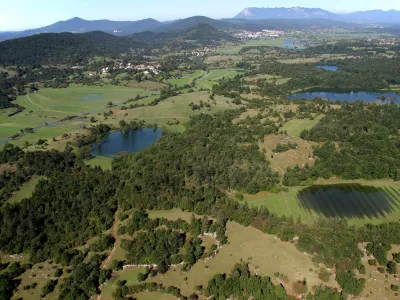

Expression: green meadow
xmin=196 ymin=68 xmax=241 ymax=90
xmin=164 ymin=70 xmax=206 ymax=88
xmin=0 ymin=84 xmax=157 ymax=146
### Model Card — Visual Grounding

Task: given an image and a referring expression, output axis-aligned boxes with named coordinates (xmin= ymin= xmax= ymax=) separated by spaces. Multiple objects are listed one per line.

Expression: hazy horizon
xmin=1 ymin=0 xmax=400 ymax=31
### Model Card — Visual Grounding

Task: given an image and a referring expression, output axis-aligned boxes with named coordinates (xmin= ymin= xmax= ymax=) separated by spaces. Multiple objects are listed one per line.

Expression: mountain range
xmin=1 ymin=7 xmax=399 ymax=42
xmin=0 ymin=15 xmax=359 ymax=42
xmin=235 ymin=7 xmax=400 ymax=24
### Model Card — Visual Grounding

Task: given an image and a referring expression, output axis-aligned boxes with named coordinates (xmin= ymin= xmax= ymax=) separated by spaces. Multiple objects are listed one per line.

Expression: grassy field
xmin=165 ymin=70 xmax=206 ymax=88
xmin=1 ymin=85 xmax=157 ymax=146
xmin=219 ymin=38 xmax=289 ymax=54
xmin=145 ymin=220 xmax=336 ymax=297
xmin=196 ymin=68 xmax=241 ymax=90
xmin=134 ymin=292 xmax=176 ymax=300
xmin=12 ymin=261 xmax=64 ymax=300
xmin=264 ymin=134 xmax=315 ymax=175
xmin=243 ymin=179 xmax=400 ymax=226
xmin=245 ymin=74 xmax=290 ymax=85
xmin=282 ymin=117 xmax=322 ymax=137
xmin=7 ymin=176 xmax=45 ymax=204
xmin=106 ymin=91 xmax=240 ymax=132
xmin=148 ymin=209 xmax=195 ymax=222
xmin=85 ymin=156 xmax=113 ymax=171
xmin=101 ymin=268 xmax=145 ymax=299
xmin=358 ymin=244 xmax=400 ymax=299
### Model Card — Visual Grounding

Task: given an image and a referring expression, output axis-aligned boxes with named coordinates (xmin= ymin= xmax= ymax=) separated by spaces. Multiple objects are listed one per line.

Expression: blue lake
xmin=92 ymin=128 xmax=162 ymax=157
xmin=317 ymin=65 xmax=339 ymax=71
xmin=289 ymin=89 xmax=400 ymax=103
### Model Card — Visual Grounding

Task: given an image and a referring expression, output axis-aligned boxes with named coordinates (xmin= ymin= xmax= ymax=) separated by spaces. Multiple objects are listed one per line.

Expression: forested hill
xmin=0 ymin=31 xmax=141 ymax=66
xmin=181 ymin=24 xmax=236 ymax=42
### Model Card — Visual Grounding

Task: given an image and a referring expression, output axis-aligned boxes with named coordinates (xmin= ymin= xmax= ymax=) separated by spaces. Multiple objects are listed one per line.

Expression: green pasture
xmin=165 ymin=70 xmax=206 ymax=88
xmin=219 ymin=38 xmax=288 ymax=54
xmin=105 ymin=91 xmax=239 ymax=132
xmin=0 ymin=84 xmax=156 ymax=145
xmin=196 ymin=68 xmax=241 ymax=90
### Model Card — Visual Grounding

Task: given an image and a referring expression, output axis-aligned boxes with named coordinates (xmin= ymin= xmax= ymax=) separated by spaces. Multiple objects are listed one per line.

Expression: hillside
xmin=0 ymin=17 xmax=162 ymax=41
xmin=0 ymin=31 xmax=140 ymax=66
xmin=114 ymin=18 xmax=162 ymax=35
xmin=181 ymin=23 xmax=235 ymax=42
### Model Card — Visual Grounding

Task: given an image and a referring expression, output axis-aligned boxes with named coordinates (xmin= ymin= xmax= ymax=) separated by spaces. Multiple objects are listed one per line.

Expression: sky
xmin=0 ymin=0 xmax=399 ymax=31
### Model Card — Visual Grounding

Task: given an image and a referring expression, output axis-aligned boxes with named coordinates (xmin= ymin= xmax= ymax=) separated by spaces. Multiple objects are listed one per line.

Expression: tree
xmin=107 ymin=101 xmax=113 ymax=108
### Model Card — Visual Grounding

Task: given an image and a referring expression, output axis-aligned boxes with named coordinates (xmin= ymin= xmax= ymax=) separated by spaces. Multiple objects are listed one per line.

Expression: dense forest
xmin=284 ymin=102 xmax=400 ymax=184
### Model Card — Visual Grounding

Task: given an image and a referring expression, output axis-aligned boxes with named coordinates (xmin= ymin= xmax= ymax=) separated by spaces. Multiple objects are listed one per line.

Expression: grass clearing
xmin=264 ymin=134 xmax=315 ymax=175
xmin=165 ymin=70 xmax=206 ymax=88
xmin=220 ymin=38 xmax=288 ymax=54
xmin=85 ymin=156 xmax=113 ymax=171
xmin=196 ymin=68 xmax=241 ymax=90
xmin=148 ymin=209 xmax=195 ymax=222
xmin=243 ymin=179 xmax=400 ymax=226
xmin=12 ymin=261 xmax=64 ymax=300
xmin=245 ymin=74 xmax=290 ymax=85
xmin=7 ymin=176 xmax=45 ymax=204
xmin=146 ymin=221 xmax=336 ymax=296
xmin=358 ymin=243 xmax=400 ymax=299
xmin=101 ymin=268 xmax=145 ymax=300
xmin=282 ymin=117 xmax=322 ymax=137
xmin=134 ymin=292 xmax=176 ymax=300
xmin=106 ymin=91 xmax=240 ymax=130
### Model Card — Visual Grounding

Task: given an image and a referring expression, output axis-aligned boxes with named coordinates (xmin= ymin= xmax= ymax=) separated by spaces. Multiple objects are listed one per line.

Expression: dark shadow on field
xmin=297 ymin=184 xmax=400 ymax=219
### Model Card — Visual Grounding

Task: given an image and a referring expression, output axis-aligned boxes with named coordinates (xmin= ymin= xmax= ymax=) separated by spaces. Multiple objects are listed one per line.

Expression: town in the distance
xmin=0 ymin=3 xmax=400 ymax=300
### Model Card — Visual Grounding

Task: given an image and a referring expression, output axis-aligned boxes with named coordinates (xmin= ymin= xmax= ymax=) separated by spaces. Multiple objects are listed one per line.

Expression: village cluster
xmin=101 ymin=63 xmax=162 ymax=75
xmin=191 ymin=47 xmax=215 ymax=57
xmin=233 ymin=29 xmax=285 ymax=40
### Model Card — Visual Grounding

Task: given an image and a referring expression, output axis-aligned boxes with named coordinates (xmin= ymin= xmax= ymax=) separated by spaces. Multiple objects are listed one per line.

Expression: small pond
xmin=297 ymin=184 xmax=400 ymax=219
xmin=92 ymin=128 xmax=162 ymax=157
xmin=317 ymin=65 xmax=339 ymax=71
xmin=289 ymin=88 xmax=400 ymax=103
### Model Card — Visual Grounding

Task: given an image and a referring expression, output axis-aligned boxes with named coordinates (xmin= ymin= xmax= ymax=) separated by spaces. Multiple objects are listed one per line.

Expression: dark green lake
xmin=289 ymin=88 xmax=400 ymax=103
xmin=92 ymin=128 xmax=162 ymax=157
xmin=297 ymin=184 xmax=400 ymax=219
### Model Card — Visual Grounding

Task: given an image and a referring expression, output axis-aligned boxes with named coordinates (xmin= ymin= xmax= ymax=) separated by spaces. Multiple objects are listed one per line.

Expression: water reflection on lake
xmin=297 ymin=184 xmax=400 ymax=219
xmin=289 ymin=88 xmax=399 ymax=103
xmin=92 ymin=128 xmax=162 ymax=157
